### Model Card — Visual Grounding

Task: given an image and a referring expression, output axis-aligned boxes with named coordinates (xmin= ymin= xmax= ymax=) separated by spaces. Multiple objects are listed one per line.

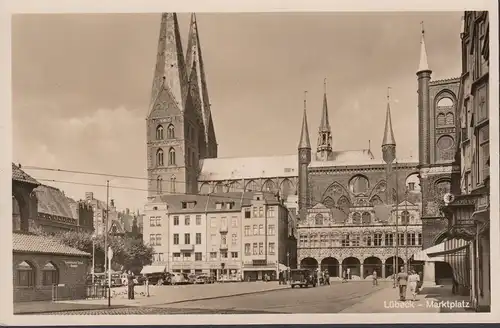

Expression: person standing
xmin=372 ymin=269 xmax=378 ymax=286
xmin=408 ymin=270 xmax=420 ymax=301
xmin=346 ymin=268 xmax=351 ymax=280
xmin=396 ymin=266 xmax=408 ymax=301
xmin=127 ymin=270 xmax=135 ymax=300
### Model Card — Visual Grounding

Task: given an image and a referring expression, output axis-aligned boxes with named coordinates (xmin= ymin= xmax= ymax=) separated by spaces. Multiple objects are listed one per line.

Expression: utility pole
xmin=394 ymin=160 xmax=400 ymax=280
xmin=404 ymin=188 xmax=409 ymax=270
xmin=104 ymin=180 xmax=109 ymax=299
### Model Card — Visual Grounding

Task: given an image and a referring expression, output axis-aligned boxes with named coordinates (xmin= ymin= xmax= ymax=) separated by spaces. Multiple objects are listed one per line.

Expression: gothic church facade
xmin=145 ymin=14 xmax=459 ymax=279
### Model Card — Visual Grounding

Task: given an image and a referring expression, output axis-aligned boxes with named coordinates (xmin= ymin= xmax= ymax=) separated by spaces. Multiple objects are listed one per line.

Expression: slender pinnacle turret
xmin=298 ymin=91 xmax=311 ymax=150
xmin=382 ymin=94 xmax=396 ymax=147
xmin=316 ymin=78 xmax=333 ymax=160
xmin=417 ymin=22 xmax=432 ymax=165
xmin=149 ymin=13 xmax=188 ymax=112
xmin=382 ymin=87 xmax=396 ymax=164
xmin=417 ymin=21 xmax=431 ymax=73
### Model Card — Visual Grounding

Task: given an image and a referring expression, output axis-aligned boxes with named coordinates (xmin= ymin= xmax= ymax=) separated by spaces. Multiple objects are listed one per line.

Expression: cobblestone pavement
xmin=151 ymin=281 xmax=392 ymax=313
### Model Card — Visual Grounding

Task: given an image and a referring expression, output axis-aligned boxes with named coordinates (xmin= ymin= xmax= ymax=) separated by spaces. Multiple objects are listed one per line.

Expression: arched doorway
xmin=300 ymin=257 xmax=318 ymax=270
xmin=384 ymin=256 xmax=404 ymax=278
xmin=320 ymin=257 xmax=339 ymax=277
xmin=363 ymin=257 xmax=382 ymax=279
xmin=342 ymin=257 xmax=361 ymax=278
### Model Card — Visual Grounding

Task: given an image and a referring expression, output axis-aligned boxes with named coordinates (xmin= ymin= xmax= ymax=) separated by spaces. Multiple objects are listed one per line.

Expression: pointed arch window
xmin=352 ymin=212 xmax=361 ymax=225
xmin=437 ymin=113 xmax=446 ymax=126
xmin=315 ymin=214 xmax=324 ymax=226
xmin=42 ymin=262 xmax=59 ymax=286
xmin=401 ymin=211 xmax=410 ymax=225
xmin=157 ymin=149 xmax=164 ymax=166
xmin=445 ymin=112 xmax=454 ymax=125
xmin=156 ymin=176 xmax=162 ymax=194
xmin=170 ymin=176 xmax=176 ymax=193
xmin=322 ymin=196 xmax=335 ymax=209
xmin=361 ymin=212 xmax=371 ymax=225
xmin=156 ymin=125 xmax=164 ymax=140
xmin=17 ymin=261 xmax=35 ymax=287
xmin=168 ymin=148 xmax=176 ymax=165
xmin=167 ymin=124 xmax=175 ymax=139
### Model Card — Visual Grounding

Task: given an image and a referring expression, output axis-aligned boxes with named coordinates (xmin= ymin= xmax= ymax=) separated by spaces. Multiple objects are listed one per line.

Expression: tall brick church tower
xmin=416 ymin=26 xmax=461 ymax=249
xmin=146 ymin=13 xmax=218 ymax=199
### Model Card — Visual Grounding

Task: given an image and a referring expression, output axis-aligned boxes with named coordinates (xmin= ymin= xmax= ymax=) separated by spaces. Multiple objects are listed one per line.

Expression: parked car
xmin=289 ymin=269 xmax=317 ymax=288
xmin=144 ymin=272 xmax=172 ymax=286
xmin=194 ymin=274 xmax=209 ymax=284
xmin=120 ymin=273 xmax=144 ymax=286
xmin=171 ymin=272 xmax=187 ymax=285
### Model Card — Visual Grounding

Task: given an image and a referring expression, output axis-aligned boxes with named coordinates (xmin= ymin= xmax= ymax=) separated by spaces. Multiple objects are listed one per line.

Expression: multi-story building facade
xmin=440 ymin=11 xmax=490 ymax=312
xmin=85 ymin=192 xmax=118 ymax=236
xmin=144 ymin=191 xmax=291 ymax=280
xmin=12 ymin=166 xmax=94 ymax=235
xmin=241 ymin=192 xmax=290 ymax=281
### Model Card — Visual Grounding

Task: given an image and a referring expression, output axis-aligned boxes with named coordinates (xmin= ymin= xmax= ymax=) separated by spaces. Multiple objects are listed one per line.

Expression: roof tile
xmin=12 ymin=163 xmax=40 ymax=185
xmin=13 ymin=232 xmax=91 ymax=257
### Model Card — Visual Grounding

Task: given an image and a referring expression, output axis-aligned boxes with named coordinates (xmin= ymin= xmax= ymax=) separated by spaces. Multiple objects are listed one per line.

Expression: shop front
xmin=242 ymin=260 xmax=278 ymax=281
xmin=441 ymin=192 xmax=490 ymax=312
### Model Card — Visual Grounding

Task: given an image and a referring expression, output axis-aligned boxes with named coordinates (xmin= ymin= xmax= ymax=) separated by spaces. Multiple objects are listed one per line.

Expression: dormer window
xmin=215 ymin=202 xmax=223 ymax=210
xmin=181 ymin=202 xmax=187 ymax=209
xmin=408 ymin=182 xmax=415 ymax=191
xmin=226 ymin=202 xmax=234 ymax=210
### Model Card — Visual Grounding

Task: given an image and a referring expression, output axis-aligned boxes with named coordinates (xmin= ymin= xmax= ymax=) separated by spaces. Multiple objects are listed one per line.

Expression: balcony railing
xmin=219 ymin=226 xmax=228 ymax=233
xmin=179 ymin=244 xmax=195 ymax=251
xmin=220 ymin=243 xmax=228 ymax=250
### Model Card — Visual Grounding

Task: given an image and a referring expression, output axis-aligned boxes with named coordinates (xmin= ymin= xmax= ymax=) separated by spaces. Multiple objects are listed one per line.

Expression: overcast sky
xmin=12 ymin=12 xmax=462 ymax=212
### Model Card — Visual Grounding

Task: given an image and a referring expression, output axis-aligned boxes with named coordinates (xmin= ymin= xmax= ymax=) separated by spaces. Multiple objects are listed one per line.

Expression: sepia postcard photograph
xmin=1 ymin=0 xmax=498 ymax=326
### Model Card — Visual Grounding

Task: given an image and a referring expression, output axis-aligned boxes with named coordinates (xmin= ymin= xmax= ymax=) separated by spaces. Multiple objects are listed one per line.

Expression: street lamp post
xmin=286 ymin=251 xmax=290 ymax=284
xmin=91 ymin=232 xmax=96 ymax=285
xmin=404 ymin=188 xmax=409 ymax=271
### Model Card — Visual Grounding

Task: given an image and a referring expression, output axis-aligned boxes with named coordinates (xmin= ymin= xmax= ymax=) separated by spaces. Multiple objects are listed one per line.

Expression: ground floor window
xmin=42 ymin=262 xmax=59 ymax=285
xmin=17 ymin=261 xmax=36 ymax=287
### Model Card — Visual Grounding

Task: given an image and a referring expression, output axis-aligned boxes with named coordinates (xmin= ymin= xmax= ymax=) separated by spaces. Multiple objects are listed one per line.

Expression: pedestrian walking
xmin=346 ymin=268 xmax=351 ymax=280
xmin=372 ymin=269 xmax=378 ymax=286
xmin=408 ymin=270 xmax=420 ymax=301
xmin=342 ymin=270 xmax=347 ymax=283
xmin=396 ymin=266 xmax=408 ymax=301
xmin=127 ymin=270 xmax=135 ymax=300
xmin=278 ymin=270 xmax=283 ymax=285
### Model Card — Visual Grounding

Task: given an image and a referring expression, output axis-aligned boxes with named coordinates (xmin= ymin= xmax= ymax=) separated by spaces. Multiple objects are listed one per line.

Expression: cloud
xmin=13 ymin=101 xmax=148 ymax=211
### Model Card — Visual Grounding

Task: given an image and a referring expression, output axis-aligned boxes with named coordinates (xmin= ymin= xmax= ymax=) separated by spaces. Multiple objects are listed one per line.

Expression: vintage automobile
xmin=290 ymin=269 xmax=317 ymax=288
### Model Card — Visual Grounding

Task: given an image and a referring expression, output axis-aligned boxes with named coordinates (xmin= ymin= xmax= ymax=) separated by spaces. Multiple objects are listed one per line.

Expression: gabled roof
xmin=13 ymin=232 xmax=90 ymax=257
xmin=35 ymin=184 xmax=78 ymax=220
xmin=199 ymin=155 xmax=298 ymax=181
xmin=109 ymin=220 xmax=126 ymax=234
xmin=12 ymin=163 xmax=39 ymax=186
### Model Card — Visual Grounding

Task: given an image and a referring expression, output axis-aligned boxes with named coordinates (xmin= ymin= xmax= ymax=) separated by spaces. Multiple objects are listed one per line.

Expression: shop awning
xmin=412 ymin=238 xmax=469 ymax=262
xmin=140 ymin=265 xmax=167 ymax=275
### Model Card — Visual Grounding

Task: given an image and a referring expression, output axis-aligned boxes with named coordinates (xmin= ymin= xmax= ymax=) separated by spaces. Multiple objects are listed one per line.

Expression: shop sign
xmin=64 ymin=260 xmax=84 ymax=268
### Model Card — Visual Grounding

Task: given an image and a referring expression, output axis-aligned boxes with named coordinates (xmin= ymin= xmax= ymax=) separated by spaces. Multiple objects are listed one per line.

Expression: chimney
xmin=85 ymin=192 xmax=94 ymax=201
xmin=110 ymin=199 xmax=115 ymax=207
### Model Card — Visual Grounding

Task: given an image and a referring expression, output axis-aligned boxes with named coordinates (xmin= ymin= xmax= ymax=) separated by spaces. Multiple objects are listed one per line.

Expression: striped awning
xmin=412 ymin=238 xmax=470 ymax=262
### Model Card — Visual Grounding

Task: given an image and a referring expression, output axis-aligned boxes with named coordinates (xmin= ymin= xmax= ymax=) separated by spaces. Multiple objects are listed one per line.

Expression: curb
xmin=157 ymin=285 xmax=290 ymax=306
xmin=15 ymin=305 xmax=130 ymax=315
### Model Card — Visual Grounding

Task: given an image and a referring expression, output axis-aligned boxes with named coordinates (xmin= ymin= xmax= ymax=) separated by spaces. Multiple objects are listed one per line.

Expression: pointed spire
xmin=185 ymin=13 xmax=216 ymax=154
xmin=417 ymin=21 xmax=430 ymax=73
xmin=298 ymin=91 xmax=311 ymax=149
xmin=382 ymin=87 xmax=396 ymax=146
xmin=149 ymin=13 xmax=188 ymax=112
xmin=319 ymin=78 xmax=331 ymax=132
